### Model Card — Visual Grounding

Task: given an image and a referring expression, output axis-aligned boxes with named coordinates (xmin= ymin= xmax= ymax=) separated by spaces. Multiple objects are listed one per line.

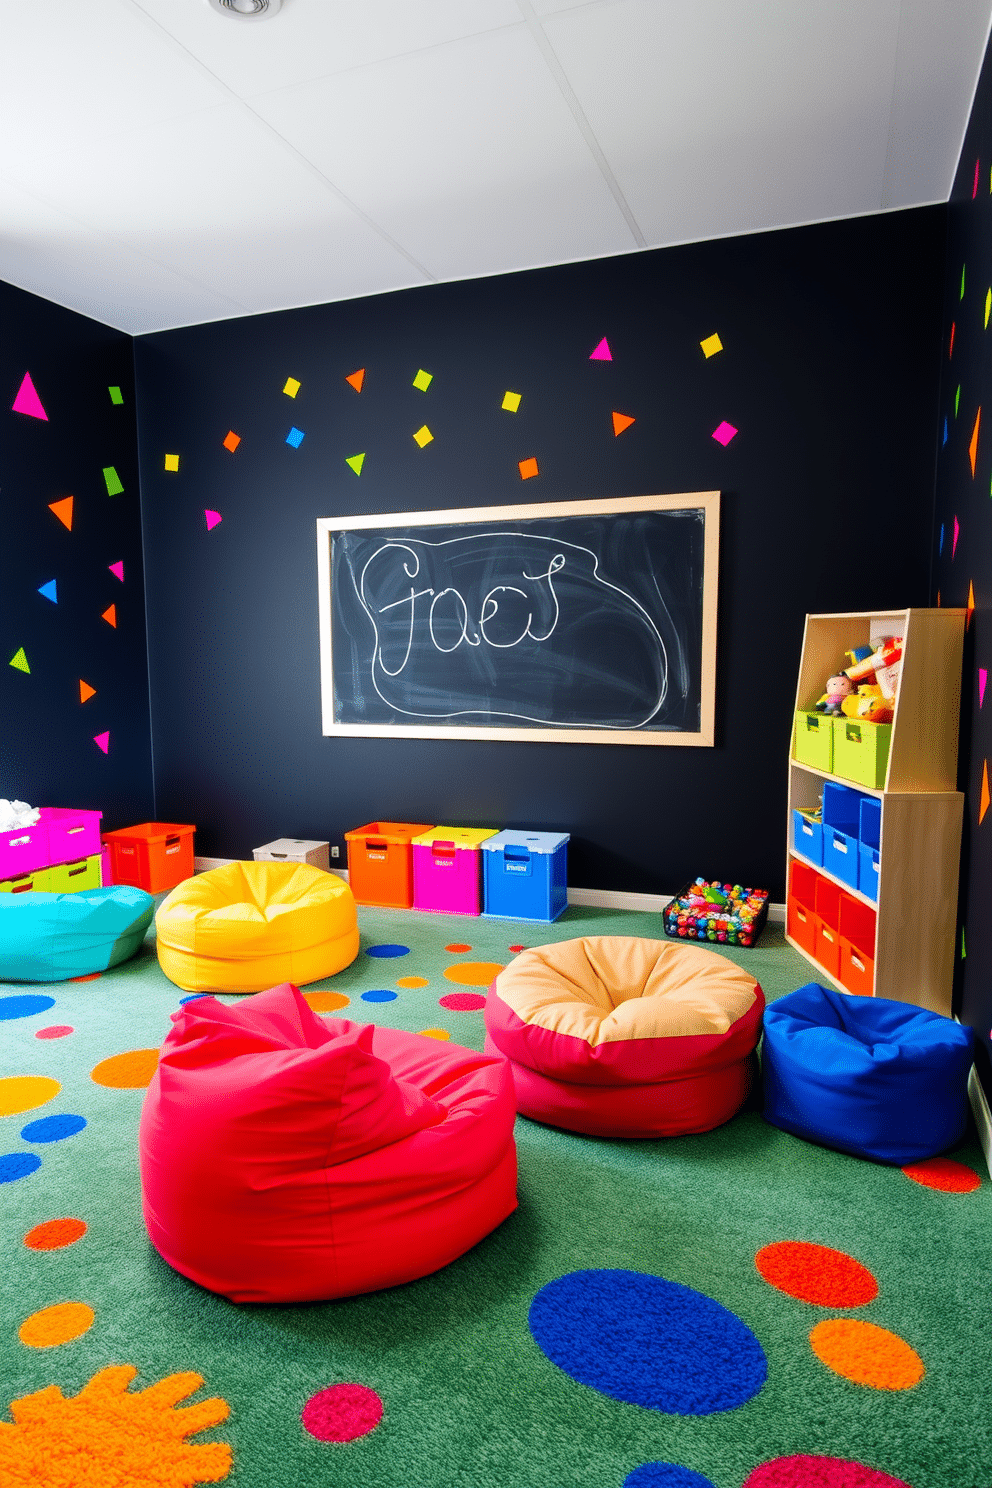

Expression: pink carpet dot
xmin=35 ymin=1026 xmax=74 ymax=1040
xmin=301 ymin=1383 xmax=383 ymax=1443
xmin=438 ymin=992 xmax=486 ymax=1011
xmin=509 ymin=944 xmax=526 ymax=953
xmin=743 ymin=1454 xmax=911 ymax=1487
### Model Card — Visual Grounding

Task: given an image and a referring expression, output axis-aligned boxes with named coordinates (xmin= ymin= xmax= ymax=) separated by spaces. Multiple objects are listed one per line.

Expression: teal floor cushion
xmin=0 ymin=886 xmax=155 ymax=982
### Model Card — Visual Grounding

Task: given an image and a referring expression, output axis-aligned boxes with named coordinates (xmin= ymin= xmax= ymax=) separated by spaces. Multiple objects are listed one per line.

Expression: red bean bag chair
xmin=139 ymin=983 xmax=518 ymax=1302
xmin=484 ymin=936 xmax=764 ymax=1137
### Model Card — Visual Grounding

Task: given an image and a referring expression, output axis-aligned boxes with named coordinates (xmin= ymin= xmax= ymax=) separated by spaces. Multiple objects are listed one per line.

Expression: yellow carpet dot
xmin=0 ymin=1076 xmax=61 ymax=1117
xmin=303 ymin=991 xmax=350 ymax=1012
xmin=442 ymin=961 xmax=505 ymax=987
xmin=418 ymin=1028 xmax=450 ymax=1041
xmin=19 ymin=1302 xmax=95 ymax=1348
xmin=396 ymin=977 xmax=429 ymax=989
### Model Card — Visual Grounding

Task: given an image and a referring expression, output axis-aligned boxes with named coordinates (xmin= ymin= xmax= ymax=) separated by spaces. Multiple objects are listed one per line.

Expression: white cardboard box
xmin=252 ymin=838 xmax=329 ymax=870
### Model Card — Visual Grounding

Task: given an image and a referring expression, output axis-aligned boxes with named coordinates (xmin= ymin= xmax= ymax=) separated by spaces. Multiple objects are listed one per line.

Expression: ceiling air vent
xmin=207 ymin=0 xmax=283 ymax=17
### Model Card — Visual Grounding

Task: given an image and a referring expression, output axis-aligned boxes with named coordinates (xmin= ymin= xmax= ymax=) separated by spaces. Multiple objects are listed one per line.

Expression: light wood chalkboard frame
xmin=316 ymin=491 xmax=719 ymax=745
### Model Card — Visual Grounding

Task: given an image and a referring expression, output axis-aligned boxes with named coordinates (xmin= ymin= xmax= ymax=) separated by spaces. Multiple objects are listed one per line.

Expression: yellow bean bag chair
xmin=155 ymin=861 xmax=359 ymax=993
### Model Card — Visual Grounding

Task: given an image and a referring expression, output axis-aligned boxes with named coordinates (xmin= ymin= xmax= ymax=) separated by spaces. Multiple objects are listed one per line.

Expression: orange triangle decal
xmin=49 ymin=496 xmax=73 ymax=530
xmin=345 ymin=368 xmax=365 ymax=393
xmin=612 ymin=411 xmax=636 ymax=436
xmin=101 ymin=604 xmax=117 ymax=628
xmin=970 ymin=406 xmax=981 ymax=476
xmin=967 ymin=580 xmax=976 ymax=629
xmin=981 ymin=760 xmax=990 ymax=824
xmin=79 ymin=680 xmax=96 ymax=704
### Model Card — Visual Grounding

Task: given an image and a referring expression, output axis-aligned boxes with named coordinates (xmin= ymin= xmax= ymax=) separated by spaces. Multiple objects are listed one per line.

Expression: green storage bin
xmin=793 ymin=710 xmax=834 ymax=771
xmin=0 ymin=867 xmax=51 ymax=893
xmin=832 ymin=718 xmax=891 ymax=789
xmin=48 ymin=855 xmax=102 ymax=893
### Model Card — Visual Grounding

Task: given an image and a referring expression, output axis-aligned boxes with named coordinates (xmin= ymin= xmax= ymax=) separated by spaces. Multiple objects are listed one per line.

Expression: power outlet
xmin=330 ymin=845 xmax=340 ymax=859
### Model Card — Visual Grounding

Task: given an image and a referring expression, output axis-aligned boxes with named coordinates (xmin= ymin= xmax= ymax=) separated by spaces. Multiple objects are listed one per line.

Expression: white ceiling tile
xmin=542 ymin=0 xmax=902 ymax=244
xmin=132 ymin=0 xmax=522 ymax=97
xmin=251 ymin=25 xmax=638 ymax=280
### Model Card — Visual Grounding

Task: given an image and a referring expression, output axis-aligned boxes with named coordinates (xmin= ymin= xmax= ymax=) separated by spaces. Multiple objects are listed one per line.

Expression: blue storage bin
xmin=858 ymin=797 xmax=881 ymax=901
xmin=482 ymin=830 xmax=569 ymax=922
xmin=791 ymin=809 xmax=823 ymax=866
xmin=821 ymin=782 xmax=868 ymax=889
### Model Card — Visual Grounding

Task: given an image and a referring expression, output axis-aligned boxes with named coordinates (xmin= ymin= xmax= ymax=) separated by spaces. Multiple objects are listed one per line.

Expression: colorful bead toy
xmin=663 ymin=878 xmax=770 ymax=948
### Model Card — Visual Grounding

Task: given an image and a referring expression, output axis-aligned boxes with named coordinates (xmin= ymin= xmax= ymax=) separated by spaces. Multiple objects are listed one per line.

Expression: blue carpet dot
xmin=365 ymin=944 xmax=410 ymax=959
xmin=0 ymin=1152 xmax=42 ymax=1183
xmin=180 ymin=994 xmax=208 ymax=1004
xmin=0 ymin=994 xmax=56 ymax=1021
xmin=20 ymin=1113 xmax=87 ymax=1144
xmin=528 ymin=1269 xmax=767 ymax=1415
xmin=625 ymin=1465 xmax=717 ymax=1488
xmin=362 ymin=990 xmax=398 ymax=1003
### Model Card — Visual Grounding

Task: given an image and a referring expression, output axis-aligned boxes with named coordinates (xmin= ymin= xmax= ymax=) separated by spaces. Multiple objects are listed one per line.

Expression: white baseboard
xmin=968 ymin=1065 xmax=992 ymax=1177
xmin=195 ymin=856 xmax=349 ymax=878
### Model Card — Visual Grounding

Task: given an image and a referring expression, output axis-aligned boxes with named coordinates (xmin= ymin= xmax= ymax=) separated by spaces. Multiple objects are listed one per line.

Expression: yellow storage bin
xmin=48 ymin=855 xmax=102 ymax=893
xmin=793 ymin=711 xmax=834 ymax=772
xmin=832 ymin=718 xmax=892 ymax=789
xmin=0 ymin=868 xmax=51 ymax=893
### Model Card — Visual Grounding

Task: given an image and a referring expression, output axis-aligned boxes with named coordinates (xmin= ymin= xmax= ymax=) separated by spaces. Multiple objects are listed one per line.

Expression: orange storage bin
xmin=344 ymin=822 xmax=434 ymax=908
xmin=814 ymin=919 xmax=841 ymax=979
xmin=813 ymin=874 xmax=841 ymax=931
xmin=838 ymin=935 xmax=875 ymax=996
xmin=787 ymin=895 xmax=818 ymax=956
xmin=789 ymin=858 xmax=817 ymax=909
xmin=103 ymin=822 xmax=195 ymax=893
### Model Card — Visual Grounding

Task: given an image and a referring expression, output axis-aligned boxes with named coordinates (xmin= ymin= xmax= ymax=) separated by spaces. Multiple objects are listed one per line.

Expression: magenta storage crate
xmin=0 ymin=817 xmax=49 ymax=877
xmin=412 ymin=827 xmax=498 ymax=915
xmin=39 ymin=807 xmax=102 ymax=867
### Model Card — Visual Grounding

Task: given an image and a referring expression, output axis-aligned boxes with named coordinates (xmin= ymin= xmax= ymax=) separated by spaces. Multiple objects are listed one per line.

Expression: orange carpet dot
xmin=809 ymin=1319 xmax=924 ymax=1390
xmin=901 ymin=1156 xmax=981 ymax=1192
xmin=418 ymin=1028 xmax=451 ymax=1041
xmin=24 ymin=1218 xmax=87 ymax=1251
xmin=755 ymin=1241 xmax=878 ymax=1307
xmin=396 ymin=976 xmax=429 ymax=988
xmin=69 ymin=972 xmax=102 ymax=983
xmin=0 ymin=1364 xmax=232 ymax=1485
xmin=19 ymin=1302 xmax=95 ymax=1348
xmin=0 ymin=1076 xmax=61 ymax=1118
xmin=303 ymin=991 xmax=350 ymax=1013
xmin=443 ymin=961 xmax=505 ymax=987
xmin=445 ymin=942 xmax=472 ymax=953
xmin=90 ymin=1049 xmax=159 ymax=1089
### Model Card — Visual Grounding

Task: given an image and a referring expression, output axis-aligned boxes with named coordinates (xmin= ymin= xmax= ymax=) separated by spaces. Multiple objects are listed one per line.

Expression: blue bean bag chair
xmin=762 ymin=983 xmax=974 ymax=1164
xmin=0 ymin=886 xmax=155 ymax=982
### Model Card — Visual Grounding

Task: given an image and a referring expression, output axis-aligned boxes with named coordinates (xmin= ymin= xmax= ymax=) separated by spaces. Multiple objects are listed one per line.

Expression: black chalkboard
xmin=317 ymin=494 xmax=718 ymax=745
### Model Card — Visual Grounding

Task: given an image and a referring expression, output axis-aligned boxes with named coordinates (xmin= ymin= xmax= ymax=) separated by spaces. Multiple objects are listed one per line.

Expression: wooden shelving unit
xmin=786 ymin=608 xmax=965 ymax=1017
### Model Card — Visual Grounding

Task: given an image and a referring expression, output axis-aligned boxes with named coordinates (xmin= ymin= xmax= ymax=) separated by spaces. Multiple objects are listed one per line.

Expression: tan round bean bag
xmin=483 ymin=936 xmax=764 ymax=1137
xmin=156 ymin=860 xmax=359 ymax=993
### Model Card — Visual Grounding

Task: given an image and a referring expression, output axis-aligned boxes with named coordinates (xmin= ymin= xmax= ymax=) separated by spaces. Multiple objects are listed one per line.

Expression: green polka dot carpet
xmin=0 ymin=905 xmax=989 ymax=1486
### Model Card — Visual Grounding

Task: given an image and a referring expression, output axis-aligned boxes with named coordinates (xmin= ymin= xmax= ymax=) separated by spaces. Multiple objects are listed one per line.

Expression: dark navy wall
xmin=934 ymin=31 xmax=992 ymax=1095
xmin=0 ymin=279 xmax=153 ymax=831
xmin=135 ymin=208 xmax=944 ymax=897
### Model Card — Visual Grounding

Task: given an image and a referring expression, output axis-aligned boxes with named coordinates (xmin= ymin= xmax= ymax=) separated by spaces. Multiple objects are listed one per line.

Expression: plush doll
xmin=815 ymin=673 xmax=855 ymax=716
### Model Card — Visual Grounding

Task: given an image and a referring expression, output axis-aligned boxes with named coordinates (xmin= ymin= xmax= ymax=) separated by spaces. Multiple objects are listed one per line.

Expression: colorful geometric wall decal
xmin=413 ymin=369 xmax=433 ymax=392
xmin=101 ymin=604 xmax=117 ymax=628
xmin=612 ymin=411 xmax=635 ymax=436
xmin=979 ymin=667 xmax=987 ymax=706
xmin=943 ymin=417 xmax=948 ymax=446
xmin=986 ymin=291 xmax=991 ymax=330
xmin=102 ymin=467 xmax=123 ymax=496
xmin=980 ymin=760 xmax=990 ymax=824
xmin=345 ymin=368 xmax=365 ymax=393
xmin=205 ymin=510 xmax=222 ymax=531
xmin=961 ymin=263 xmax=966 ymax=299
xmin=9 ymin=648 xmax=30 ymax=674
xmin=518 ymin=456 xmax=539 ymax=479
xmin=223 ymin=430 xmax=241 ymax=453
xmin=953 ymin=515 xmax=960 ymax=556
xmin=49 ymin=497 xmax=73 ymax=530
xmin=712 ymin=420 xmax=738 ymax=446
xmin=283 ymin=377 xmax=301 ymax=397
xmin=37 ymin=580 xmax=57 ymax=604
xmin=589 ymin=337 xmax=612 ymax=361
xmin=974 ymin=159 xmax=981 ymax=198
xmin=962 ymin=926 xmax=966 ymax=959
xmin=285 ymin=427 xmax=305 ymax=448
xmin=502 ymin=390 xmax=522 ymax=412
xmin=345 ymin=453 xmax=365 ymax=476
xmin=413 ymin=425 xmax=433 ymax=448
xmin=969 ymin=409 xmax=980 ymax=476
xmin=955 ymin=385 xmax=961 ymax=417
xmin=968 ymin=579 xmax=976 ymax=628
xmin=93 ymin=732 xmax=110 ymax=754
xmin=700 ymin=333 xmax=723 ymax=358
xmin=108 ymin=386 xmax=124 ymax=405
xmin=12 ymin=372 xmax=48 ymax=420
xmin=808 ymin=1318 xmax=924 ymax=1390
xmin=949 ymin=322 xmax=956 ymax=357
xmin=79 ymin=681 xmax=96 ymax=704
xmin=164 ymin=453 xmax=180 ymax=473
xmin=109 ymin=561 xmax=124 ymax=582
xmin=939 ymin=523 xmax=944 ymax=554
xmin=18 ymin=1301 xmax=95 ymax=1349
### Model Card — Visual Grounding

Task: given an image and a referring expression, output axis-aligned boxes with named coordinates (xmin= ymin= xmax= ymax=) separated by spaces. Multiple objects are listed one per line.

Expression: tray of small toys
xmin=663 ymin=878 xmax=770 ymax=948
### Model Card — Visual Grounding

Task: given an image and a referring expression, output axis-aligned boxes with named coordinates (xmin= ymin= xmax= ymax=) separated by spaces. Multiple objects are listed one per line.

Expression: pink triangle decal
xmin=980 ymin=668 xmax=988 ymax=707
xmin=953 ymin=515 xmax=960 ymax=558
xmin=12 ymin=372 xmax=48 ymax=421
xmin=205 ymin=509 xmax=222 ymax=531
xmin=93 ymin=731 xmax=110 ymax=755
xmin=589 ymin=337 xmax=612 ymax=362
xmin=109 ymin=561 xmax=124 ymax=582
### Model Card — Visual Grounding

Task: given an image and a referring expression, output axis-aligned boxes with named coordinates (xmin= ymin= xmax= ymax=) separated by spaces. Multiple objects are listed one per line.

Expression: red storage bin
xmin=102 ymin=822 xmax=195 ymax=893
xmin=813 ymin=874 xmax=841 ymax=931
xmin=839 ymin=892 xmax=877 ymax=958
xmin=814 ymin=919 xmax=841 ymax=979
xmin=838 ymin=935 xmax=875 ymax=996
xmin=787 ymin=895 xmax=818 ymax=956
xmin=789 ymin=858 xmax=817 ymax=909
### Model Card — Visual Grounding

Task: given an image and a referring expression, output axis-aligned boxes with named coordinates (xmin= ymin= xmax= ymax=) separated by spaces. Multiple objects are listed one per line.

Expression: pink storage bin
xmin=39 ymin=807 xmax=103 ymax=868
xmin=0 ymin=817 xmax=49 ymax=877
xmin=412 ymin=827 xmax=498 ymax=916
